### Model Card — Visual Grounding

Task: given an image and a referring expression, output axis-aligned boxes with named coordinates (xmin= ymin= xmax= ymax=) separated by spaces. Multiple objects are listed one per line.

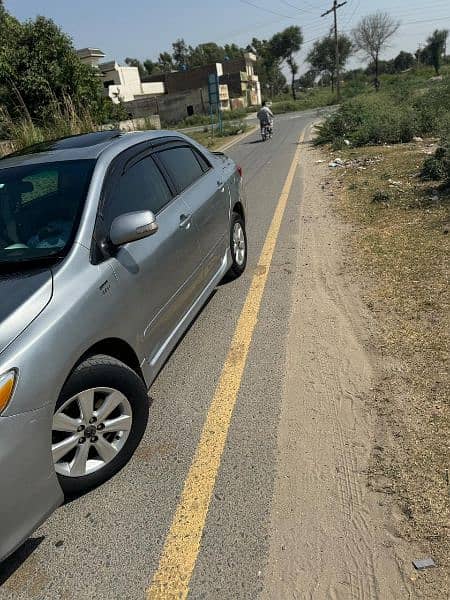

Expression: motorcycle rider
xmin=257 ymin=101 xmax=274 ymax=136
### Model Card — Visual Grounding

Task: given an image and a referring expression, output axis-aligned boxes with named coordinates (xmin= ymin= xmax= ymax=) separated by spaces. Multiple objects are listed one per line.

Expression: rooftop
xmin=76 ymin=48 xmax=106 ymax=59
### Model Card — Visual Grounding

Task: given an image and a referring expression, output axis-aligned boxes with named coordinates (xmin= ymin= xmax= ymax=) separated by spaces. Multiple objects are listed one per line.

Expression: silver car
xmin=0 ymin=130 xmax=247 ymax=562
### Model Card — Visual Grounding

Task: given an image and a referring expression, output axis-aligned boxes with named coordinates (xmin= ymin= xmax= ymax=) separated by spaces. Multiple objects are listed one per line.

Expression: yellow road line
xmin=147 ymin=127 xmax=308 ymax=600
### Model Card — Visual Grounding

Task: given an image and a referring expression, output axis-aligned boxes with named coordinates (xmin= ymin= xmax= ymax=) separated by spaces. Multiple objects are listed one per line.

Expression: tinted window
xmin=22 ymin=169 xmax=58 ymax=204
xmin=194 ymin=149 xmax=211 ymax=172
xmin=0 ymin=160 xmax=94 ymax=265
xmin=158 ymin=146 xmax=204 ymax=192
xmin=105 ymin=156 xmax=172 ymax=223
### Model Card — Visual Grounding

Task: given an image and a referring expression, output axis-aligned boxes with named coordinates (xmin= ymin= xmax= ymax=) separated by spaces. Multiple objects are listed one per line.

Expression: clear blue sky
xmin=6 ymin=0 xmax=450 ymax=72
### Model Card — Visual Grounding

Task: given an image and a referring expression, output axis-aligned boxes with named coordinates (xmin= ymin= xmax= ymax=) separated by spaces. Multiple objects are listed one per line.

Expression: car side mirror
xmin=109 ymin=210 xmax=158 ymax=246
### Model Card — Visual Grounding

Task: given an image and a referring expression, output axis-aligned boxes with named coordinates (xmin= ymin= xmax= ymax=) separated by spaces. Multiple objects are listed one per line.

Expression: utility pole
xmin=321 ymin=0 xmax=347 ymax=100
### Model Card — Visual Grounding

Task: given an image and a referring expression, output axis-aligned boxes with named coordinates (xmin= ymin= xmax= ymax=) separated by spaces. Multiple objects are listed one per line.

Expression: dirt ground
xmin=262 ymin=140 xmax=447 ymax=599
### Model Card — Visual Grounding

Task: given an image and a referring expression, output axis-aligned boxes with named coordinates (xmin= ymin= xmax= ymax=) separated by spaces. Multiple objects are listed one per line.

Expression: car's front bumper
xmin=0 ymin=404 xmax=63 ymax=562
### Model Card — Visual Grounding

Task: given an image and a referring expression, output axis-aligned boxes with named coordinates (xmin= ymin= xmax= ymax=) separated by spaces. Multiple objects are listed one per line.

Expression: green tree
xmin=352 ymin=12 xmax=400 ymax=90
xmin=172 ymin=38 xmax=189 ymax=69
xmin=223 ymin=43 xmax=244 ymax=61
xmin=187 ymin=42 xmax=225 ymax=68
xmin=269 ymin=26 xmax=303 ymax=99
xmin=298 ymin=69 xmax=316 ymax=89
xmin=425 ymin=29 xmax=449 ymax=75
xmin=393 ymin=50 xmax=415 ymax=72
xmin=143 ymin=59 xmax=161 ymax=76
xmin=249 ymin=38 xmax=286 ymax=97
xmin=157 ymin=51 xmax=174 ymax=72
xmin=0 ymin=11 xmax=101 ymax=121
xmin=307 ymin=34 xmax=352 ymax=92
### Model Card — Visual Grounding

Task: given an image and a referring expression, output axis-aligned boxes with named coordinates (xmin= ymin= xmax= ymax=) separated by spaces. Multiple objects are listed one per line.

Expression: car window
xmin=157 ymin=146 xmax=205 ymax=192
xmin=22 ymin=169 xmax=59 ymax=204
xmin=0 ymin=160 xmax=94 ymax=265
xmin=105 ymin=155 xmax=172 ymax=223
xmin=193 ymin=149 xmax=211 ymax=173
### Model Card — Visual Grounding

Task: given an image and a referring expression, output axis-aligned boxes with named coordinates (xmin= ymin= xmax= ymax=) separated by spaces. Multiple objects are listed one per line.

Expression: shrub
xmin=315 ymin=75 xmax=450 ymax=149
xmin=372 ymin=190 xmax=391 ymax=203
xmin=421 ymin=138 xmax=450 ymax=183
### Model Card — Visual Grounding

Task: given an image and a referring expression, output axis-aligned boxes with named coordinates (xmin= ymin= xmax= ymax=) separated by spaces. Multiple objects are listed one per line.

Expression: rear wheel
xmin=52 ymin=355 xmax=149 ymax=496
xmin=226 ymin=212 xmax=247 ymax=280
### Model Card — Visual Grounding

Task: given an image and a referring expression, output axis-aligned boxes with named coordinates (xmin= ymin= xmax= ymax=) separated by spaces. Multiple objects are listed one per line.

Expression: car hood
xmin=0 ymin=269 xmax=53 ymax=355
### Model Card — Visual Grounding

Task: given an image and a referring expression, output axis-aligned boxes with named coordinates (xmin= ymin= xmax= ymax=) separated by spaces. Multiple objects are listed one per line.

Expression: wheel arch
xmin=76 ymin=338 xmax=145 ymax=382
xmin=232 ymin=200 xmax=245 ymax=223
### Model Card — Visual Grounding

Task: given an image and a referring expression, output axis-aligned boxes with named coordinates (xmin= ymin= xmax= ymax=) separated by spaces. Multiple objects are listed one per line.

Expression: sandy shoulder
xmin=261 ymin=138 xmax=418 ymax=600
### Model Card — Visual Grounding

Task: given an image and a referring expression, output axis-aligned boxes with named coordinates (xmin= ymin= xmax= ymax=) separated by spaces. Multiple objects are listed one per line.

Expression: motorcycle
xmin=261 ymin=121 xmax=273 ymax=142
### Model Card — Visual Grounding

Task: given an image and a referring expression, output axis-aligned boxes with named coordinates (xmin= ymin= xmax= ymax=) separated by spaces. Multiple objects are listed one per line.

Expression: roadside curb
xmin=217 ymin=126 xmax=258 ymax=152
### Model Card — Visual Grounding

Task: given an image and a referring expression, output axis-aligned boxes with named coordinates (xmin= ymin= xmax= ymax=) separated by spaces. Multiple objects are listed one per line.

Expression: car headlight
xmin=0 ymin=371 xmax=16 ymax=414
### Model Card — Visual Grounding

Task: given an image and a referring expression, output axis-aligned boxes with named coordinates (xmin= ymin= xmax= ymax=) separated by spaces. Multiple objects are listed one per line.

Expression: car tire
xmin=52 ymin=355 xmax=149 ymax=496
xmin=227 ymin=211 xmax=247 ymax=280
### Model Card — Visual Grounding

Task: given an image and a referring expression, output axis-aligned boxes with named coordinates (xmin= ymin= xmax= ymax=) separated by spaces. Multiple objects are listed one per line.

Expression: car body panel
xmin=0 ymin=404 xmax=63 ymax=562
xmin=0 ymin=130 xmax=244 ymax=562
xmin=0 ymin=269 xmax=53 ymax=354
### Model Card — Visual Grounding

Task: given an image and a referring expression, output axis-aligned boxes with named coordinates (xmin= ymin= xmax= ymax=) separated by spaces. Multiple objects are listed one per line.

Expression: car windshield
xmin=0 ymin=160 xmax=95 ymax=265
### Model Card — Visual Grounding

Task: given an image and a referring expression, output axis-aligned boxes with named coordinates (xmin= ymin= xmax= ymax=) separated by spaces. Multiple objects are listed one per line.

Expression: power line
xmin=238 ymin=0 xmax=295 ymax=20
xmin=279 ymin=0 xmax=316 ymax=16
xmin=343 ymin=0 xmax=360 ymax=28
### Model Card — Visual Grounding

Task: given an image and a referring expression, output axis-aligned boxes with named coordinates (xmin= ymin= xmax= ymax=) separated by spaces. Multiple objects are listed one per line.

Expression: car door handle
xmin=179 ymin=213 xmax=192 ymax=229
xmin=217 ymin=180 xmax=224 ymax=187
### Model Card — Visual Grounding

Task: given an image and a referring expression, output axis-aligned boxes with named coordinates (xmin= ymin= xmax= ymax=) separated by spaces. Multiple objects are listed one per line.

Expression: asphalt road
xmin=0 ymin=110 xmax=320 ymax=600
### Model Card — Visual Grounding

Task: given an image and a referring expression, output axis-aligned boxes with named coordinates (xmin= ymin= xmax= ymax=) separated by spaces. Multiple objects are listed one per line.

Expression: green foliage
xmin=0 ymin=9 xmax=102 ymax=124
xmin=271 ymin=88 xmax=337 ymax=114
xmin=269 ymin=26 xmax=303 ymax=100
xmin=249 ymin=37 xmax=286 ymax=97
xmin=425 ymin=29 xmax=449 ymax=75
xmin=157 ymin=51 xmax=174 ymax=73
xmin=307 ymin=34 xmax=353 ymax=88
xmin=421 ymin=139 xmax=450 ymax=183
xmin=137 ymin=39 xmax=246 ymax=77
xmin=315 ymin=76 xmax=450 ymax=148
xmin=298 ymin=69 xmax=316 ymax=89
xmin=172 ymin=38 xmax=190 ymax=70
xmin=393 ymin=51 xmax=415 ymax=72
xmin=165 ymin=109 xmax=247 ymax=129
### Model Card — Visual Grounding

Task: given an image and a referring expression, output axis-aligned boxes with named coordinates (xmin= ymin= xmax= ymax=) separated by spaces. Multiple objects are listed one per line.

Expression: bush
xmin=414 ymin=80 xmax=450 ymax=136
xmin=315 ymin=94 xmax=418 ymax=148
xmin=421 ymin=138 xmax=450 ymax=183
xmin=372 ymin=189 xmax=391 ymax=203
xmin=315 ymin=75 xmax=450 ymax=149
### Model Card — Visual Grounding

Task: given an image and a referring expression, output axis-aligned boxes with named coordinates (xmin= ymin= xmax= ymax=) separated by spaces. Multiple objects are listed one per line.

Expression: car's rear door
xmin=155 ymin=142 xmax=230 ymax=284
xmin=99 ymin=145 xmax=203 ymax=367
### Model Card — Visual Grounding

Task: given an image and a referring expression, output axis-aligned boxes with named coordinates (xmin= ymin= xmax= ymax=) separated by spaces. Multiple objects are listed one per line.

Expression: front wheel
xmin=226 ymin=212 xmax=247 ymax=280
xmin=52 ymin=355 xmax=149 ymax=496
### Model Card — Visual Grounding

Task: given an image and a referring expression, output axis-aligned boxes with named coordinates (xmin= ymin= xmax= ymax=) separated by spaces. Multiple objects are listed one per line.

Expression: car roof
xmin=0 ymin=130 xmax=187 ymax=168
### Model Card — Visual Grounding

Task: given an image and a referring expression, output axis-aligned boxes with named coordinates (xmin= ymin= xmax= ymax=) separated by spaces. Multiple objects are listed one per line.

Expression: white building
xmin=99 ymin=60 xmax=164 ymax=103
xmin=76 ymin=48 xmax=165 ymax=104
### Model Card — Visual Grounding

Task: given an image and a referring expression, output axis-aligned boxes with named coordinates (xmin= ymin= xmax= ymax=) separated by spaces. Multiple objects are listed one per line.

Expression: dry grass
xmin=185 ymin=123 xmax=252 ymax=150
xmin=0 ymin=95 xmax=97 ymax=155
xmin=327 ymin=142 xmax=449 ymax=595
